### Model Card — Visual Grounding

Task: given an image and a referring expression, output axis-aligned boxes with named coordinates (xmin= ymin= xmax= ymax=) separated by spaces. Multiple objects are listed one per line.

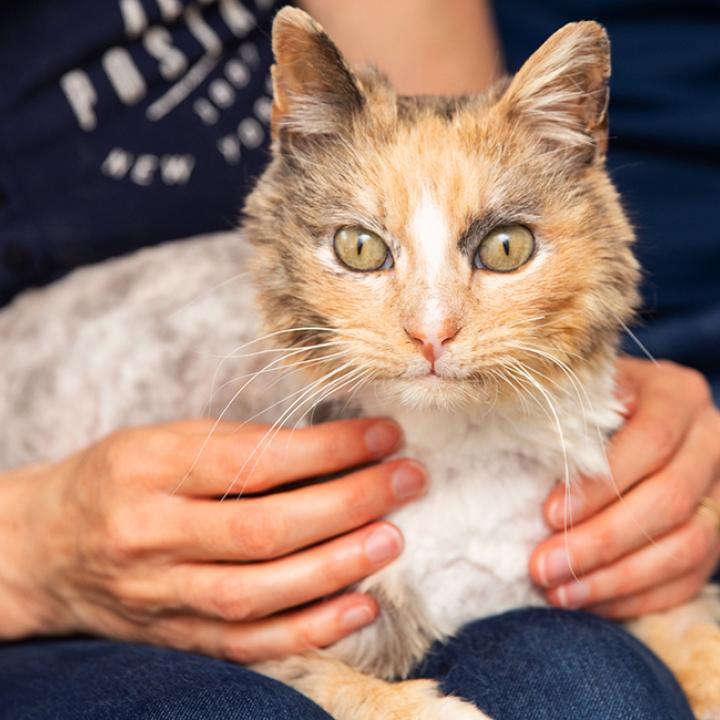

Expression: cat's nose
xmin=405 ymin=323 xmax=460 ymax=364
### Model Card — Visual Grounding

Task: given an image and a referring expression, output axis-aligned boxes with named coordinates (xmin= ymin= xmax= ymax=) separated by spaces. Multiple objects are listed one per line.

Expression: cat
xmin=2 ymin=6 xmax=720 ymax=719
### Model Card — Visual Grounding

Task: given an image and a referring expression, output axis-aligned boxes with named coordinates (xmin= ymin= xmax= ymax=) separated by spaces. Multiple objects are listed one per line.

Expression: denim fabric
xmin=0 ymin=609 xmax=693 ymax=719
xmin=412 ymin=609 xmax=694 ymax=720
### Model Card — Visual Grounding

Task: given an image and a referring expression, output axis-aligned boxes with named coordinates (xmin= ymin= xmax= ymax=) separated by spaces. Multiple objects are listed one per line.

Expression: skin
xmin=0 ymin=418 xmax=428 ymax=661
xmin=532 ymin=358 xmax=720 ymax=618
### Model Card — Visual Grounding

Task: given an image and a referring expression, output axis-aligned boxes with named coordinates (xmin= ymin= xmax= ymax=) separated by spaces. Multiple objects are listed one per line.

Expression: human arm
xmin=298 ymin=0 xmax=501 ymax=95
xmin=0 ymin=418 xmax=426 ymax=660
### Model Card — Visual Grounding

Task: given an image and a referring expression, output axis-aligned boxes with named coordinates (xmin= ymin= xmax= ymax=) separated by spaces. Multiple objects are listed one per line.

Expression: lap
xmin=412 ymin=608 xmax=695 ymax=720
xmin=1 ymin=609 xmax=694 ymax=720
xmin=0 ymin=637 xmax=332 ymax=720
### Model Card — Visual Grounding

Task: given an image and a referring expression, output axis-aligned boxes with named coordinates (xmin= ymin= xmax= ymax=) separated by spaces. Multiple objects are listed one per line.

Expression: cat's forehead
xmin=354 ymin=111 xmax=531 ymax=242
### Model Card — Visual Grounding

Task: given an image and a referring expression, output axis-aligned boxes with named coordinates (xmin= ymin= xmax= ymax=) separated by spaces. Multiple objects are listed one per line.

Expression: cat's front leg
xmin=629 ymin=585 xmax=720 ymax=720
xmin=255 ymin=655 xmax=491 ymax=720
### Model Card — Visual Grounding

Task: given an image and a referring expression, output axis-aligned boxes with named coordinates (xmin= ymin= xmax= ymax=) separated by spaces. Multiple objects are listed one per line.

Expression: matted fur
xmin=1 ymin=7 xmax=718 ymax=719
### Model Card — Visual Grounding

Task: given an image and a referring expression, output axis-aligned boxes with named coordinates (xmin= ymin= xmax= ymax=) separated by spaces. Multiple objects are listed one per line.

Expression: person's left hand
xmin=530 ymin=357 xmax=720 ymax=619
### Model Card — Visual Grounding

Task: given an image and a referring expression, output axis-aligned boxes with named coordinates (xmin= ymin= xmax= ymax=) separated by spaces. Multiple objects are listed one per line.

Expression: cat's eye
xmin=474 ymin=225 xmax=535 ymax=273
xmin=333 ymin=226 xmax=392 ymax=272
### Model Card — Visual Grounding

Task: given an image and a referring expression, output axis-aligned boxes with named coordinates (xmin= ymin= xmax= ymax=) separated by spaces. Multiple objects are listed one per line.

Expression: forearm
xmin=298 ymin=0 xmax=501 ymax=95
xmin=0 ymin=465 xmax=60 ymax=639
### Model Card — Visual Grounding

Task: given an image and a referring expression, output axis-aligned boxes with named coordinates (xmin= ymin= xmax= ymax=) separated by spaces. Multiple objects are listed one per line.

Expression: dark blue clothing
xmin=0 ymin=0 xmax=283 ymax=307
xmin=0 ymin=610 xmax=693 ymax=720
xmin=493 ymin=0 xmax=720 ymax=394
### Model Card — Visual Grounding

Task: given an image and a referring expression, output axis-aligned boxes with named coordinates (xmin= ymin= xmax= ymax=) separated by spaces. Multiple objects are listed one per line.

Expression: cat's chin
xmin=371 ymin=376 xmax=487 ymax=411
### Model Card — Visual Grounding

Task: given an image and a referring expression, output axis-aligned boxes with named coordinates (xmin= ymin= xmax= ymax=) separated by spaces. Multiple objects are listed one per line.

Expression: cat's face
xmin=243 ymin=8 xmax=639 ymax=409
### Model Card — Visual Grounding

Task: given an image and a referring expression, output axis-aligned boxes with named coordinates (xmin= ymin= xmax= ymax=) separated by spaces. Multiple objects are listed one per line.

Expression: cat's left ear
xmin=499 ymin=21 xmax=611 ymax=164
xmin=270 ymin=7 xmax=364 ymax=140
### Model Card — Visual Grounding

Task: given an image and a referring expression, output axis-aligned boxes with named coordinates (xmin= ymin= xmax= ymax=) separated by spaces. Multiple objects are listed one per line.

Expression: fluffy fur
xmin=2 ymin=7 xmax=719 ymax=719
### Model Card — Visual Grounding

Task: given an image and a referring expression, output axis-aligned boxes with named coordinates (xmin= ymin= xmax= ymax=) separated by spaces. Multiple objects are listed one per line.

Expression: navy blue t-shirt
xmin=1 ymin=1 xmax=718 ymax=393
xmin=0 ymin=0 xmax=284 ymax=305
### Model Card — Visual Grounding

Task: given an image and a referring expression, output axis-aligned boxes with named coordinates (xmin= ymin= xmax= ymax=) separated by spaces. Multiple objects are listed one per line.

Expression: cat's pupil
xmin=502 ymin=238 xmax=510 ymax=256
xmin=356 ymin=236 xmax=365 ymax=256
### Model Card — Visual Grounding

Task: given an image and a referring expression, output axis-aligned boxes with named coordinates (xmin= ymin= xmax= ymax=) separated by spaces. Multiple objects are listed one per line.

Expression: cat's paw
xmin=394 ymin=680 xmax=491 ymax=720
xmin=419 ymin=694 xmax=491 ymax=720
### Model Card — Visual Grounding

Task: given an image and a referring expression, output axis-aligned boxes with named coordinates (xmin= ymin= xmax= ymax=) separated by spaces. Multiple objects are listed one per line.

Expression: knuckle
xmin=681 ymin=367 xmax=711 ymax=403
xmin=104 ymin=511 xmax=145 ymax=562
xmin=211 ymin=576 xmax=255 ymax=622
xmin=343 ymin=482 xmax=377 ymax=525
xmin=223 ymin=638 xmax=254 ymax=664
xmin=682 ymin=523 xmax=713 ymax=568
xmin=658 ymin=480 xmax=696 ymax=527
xmin=102 ymin=429 xmax=135 ymax=476
xmin=638 ymin=419 xmax=676 ymax=467
xmin=234 ymin=507 xmax=286 ymax=559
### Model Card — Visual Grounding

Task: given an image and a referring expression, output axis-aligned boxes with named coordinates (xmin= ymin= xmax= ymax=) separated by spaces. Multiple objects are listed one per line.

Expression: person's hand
xmin=0 ymin=418 xmax=426 ymax=661
xmin=530 ymin=357 xmax=720 ymax=618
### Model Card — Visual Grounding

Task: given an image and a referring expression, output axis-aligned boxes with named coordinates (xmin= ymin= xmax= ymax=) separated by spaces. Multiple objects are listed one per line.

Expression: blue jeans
xmin=0 ymin=609 xmax=693 ymax=720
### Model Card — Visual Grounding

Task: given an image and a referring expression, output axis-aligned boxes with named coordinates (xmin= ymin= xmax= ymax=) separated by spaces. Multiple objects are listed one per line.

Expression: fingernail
xmin=364 ymin=525 xmax=403 ymax=565
xmin=556 ymin=581 xmax=591 ymax=609
xmin=549 ymin=493 xmax=584 ymax=527
xmin=538 ymin=547 xmax=573 ymax=586
xmin=340 ymin=604 xmax=375 ymax=632
xmin=365 ymin=420 xmax=403 ymax=457
xmin=391 ymin=462 xmax=427 ymax=501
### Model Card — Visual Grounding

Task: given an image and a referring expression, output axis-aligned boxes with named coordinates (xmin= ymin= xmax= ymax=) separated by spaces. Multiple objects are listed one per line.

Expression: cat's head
xmin=242 ymin=7 xmax=640 ymax=410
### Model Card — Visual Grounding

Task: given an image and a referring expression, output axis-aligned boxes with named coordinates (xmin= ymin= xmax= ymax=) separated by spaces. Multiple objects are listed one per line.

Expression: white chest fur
xmin=334 ymin=372 xmax=622 ymax=676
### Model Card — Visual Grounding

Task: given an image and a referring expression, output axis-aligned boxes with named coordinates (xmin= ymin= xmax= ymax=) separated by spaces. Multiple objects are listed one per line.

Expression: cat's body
xmin=4 ymin=6 xmax=720 ymax=719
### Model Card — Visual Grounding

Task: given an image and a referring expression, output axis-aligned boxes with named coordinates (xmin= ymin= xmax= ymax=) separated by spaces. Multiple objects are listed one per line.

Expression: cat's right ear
xmin=270 ymin=7 xmax=364 ymax=141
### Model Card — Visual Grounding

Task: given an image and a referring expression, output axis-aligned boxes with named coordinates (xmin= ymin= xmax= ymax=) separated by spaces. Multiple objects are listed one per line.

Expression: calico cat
xmin=2 ymin=6 xmax=720 ymax=719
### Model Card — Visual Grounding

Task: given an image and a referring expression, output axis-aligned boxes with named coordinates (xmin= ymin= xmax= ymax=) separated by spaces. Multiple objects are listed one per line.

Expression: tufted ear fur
xmin=270 ymin=7 xmax=364 ymax=140
xmin=498 ymin=21 xmax=611 ymax=164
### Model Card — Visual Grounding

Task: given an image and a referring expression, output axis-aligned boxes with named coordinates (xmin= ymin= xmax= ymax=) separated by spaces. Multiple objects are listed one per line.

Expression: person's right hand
xmin=0 ymin=418 xmax=425 ymax=662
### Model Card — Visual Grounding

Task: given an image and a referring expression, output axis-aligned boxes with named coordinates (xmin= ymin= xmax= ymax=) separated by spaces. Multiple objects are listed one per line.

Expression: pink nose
xmin=405 ymin=323 xmax=460 ymax=364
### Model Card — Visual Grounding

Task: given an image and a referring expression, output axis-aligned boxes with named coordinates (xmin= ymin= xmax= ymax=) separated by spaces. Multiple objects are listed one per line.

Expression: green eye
xmin=474 ymin=225 xmax=535 ymax=272
xmin=333 ymin=227 xmax=392 ymax=272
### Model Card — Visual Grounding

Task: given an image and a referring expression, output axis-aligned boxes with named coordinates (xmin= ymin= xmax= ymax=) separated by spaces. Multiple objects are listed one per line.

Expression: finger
xmin=166 ymin=417 xmax=404 ymax=495
xmin=149 ymin=593 xmax=379 ymax=663
xmin=588 ymin=550 xmax=719 ymax=620
xmin=163 ymin=522 xmax=402 ymax=621
xmin=531 ymin=408 xmax=719 ymax=588
xmin=167 ymin=459 xmax=425 ymax=561
xmin=545 ymin=506 xmax=720 ymax=609
xmin=545 ymin=360 xmax=711 ymax=529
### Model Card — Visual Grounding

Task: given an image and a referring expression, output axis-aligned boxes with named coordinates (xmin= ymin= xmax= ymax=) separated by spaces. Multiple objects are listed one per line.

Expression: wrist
xmin=0 ymin=463 xmax=71 ymax=639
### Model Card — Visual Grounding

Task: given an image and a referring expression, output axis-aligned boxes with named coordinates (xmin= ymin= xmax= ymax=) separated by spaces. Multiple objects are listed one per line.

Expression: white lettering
xmin=253 ymin=96 xmax=272 ymax=124
xmin=238 ymin=117 xmax=264 ymax=149
xmin=160 ymin=155 xmax=196 ymax=184
xmin=239 ymin=42 xmax=260 ymax=68
xmin=103 ymin=48 xmax=147 ymax=105
xmin=185 ymin=5 xmax=222 ymax=55
xmin=60 ymin=70 xmax=98 ymax=131
xmin=193 ymin=98 xmax=220 ymax=125
xmin=209 ymin=79 xmax=235 ymax=109
xmin=225 ymin=59 xmax=250 ymax=88
xmin=219 ymin=0 xmax=255 ymax=37
xmin=144 ymin=26 xmax=188 ymax=80
xmin=120 ymin=0 xmax=148 ymax=37
xmin=102 ymin=148 xmax=135 ymax=179
xmin=155 ymin=0 xmax=182 ymax=21
xmin=130 ymin=154 xmax=159 ymax=185
xmin=217 ymin=135 xmax=241 ymax=164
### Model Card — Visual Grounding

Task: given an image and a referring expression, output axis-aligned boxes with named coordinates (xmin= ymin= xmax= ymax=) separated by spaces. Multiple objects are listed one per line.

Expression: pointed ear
xmin=270 ymin=7 xmax=364 ymax=140
xmin=499 ymin=21 xmax=611 ymax=163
